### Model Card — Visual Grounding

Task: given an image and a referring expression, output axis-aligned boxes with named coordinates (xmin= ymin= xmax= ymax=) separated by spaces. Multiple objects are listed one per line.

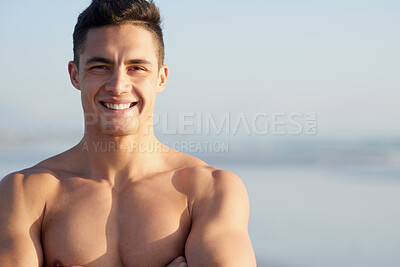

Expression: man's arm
xmin=0 ymin=173 xmax=45 ymax=266
xmin=185 ymin=170 xmax=256 ymax=267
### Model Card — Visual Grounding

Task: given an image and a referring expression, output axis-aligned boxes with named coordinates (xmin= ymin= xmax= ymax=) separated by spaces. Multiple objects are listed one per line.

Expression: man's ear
xmin=156 ymin=65 xmax=168 ymax=93
xmin=68 ymin=61 xmax=81 ymax=91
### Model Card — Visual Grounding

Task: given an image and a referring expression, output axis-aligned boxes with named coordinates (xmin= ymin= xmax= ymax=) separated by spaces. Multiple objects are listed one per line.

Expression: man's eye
xmin=130 ymin=66 xmax=145 ymax=71
xmin=91 ymin=65 xmax=108 ymax=70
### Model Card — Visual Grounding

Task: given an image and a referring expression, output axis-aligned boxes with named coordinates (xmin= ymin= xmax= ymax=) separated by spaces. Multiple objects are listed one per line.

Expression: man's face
xmin=69 ymin=24 xmax=167 ymax=136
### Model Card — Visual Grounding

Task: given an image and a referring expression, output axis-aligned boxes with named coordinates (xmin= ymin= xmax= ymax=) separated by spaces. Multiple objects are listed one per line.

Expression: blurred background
xmin=1 ymin=0 xmax=399 ymax=266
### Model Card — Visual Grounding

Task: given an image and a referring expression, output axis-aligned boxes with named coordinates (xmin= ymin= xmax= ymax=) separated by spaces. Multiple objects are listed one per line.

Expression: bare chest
xmin=42 ymin=180 xmax=191 ymax=267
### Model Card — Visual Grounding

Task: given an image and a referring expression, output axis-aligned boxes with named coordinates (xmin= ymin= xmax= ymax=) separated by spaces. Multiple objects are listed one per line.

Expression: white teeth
xmin=103 ymin=102 xmax=132 ymax=110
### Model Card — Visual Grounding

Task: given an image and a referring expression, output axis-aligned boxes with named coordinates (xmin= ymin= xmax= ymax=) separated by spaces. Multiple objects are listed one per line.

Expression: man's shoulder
xmin=172 ymin=158 xmax=246 ymax=205
xmin=0 ymin=166 xmax=60 ymax=198
xmin=4 ymin=148 xmax=79 ymax=184
xmin=167 ymin=149 xmax=241 ymax=181
xmin=176 ymin=164 xmax=241 ymax=186
xmin=0 ymin=167 xmax=60 ymax=228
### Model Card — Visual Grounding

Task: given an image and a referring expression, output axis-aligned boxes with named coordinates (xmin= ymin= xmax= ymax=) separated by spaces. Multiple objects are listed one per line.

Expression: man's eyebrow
xmin=85 ymin=57 xmax=113 ymax=66
xmin=126 ymin=59 xmax=152 ymax=65
xmin=84 ymin=57 xmax=152 ymax=66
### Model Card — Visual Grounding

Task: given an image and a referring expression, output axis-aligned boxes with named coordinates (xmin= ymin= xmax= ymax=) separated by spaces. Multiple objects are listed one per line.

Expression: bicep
xmin=0 ymin=227 xmax=43 ymax=266
xmin=0 ymin=174 xmax=44 ymax=267
xmin=186 ymin=227 xmax=255 ymax=267
xmin=185 ymin=171 xmax=256 ymax=267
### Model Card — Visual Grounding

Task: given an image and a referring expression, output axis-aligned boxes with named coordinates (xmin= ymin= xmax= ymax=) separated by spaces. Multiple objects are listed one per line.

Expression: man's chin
xmin=102 ymin=127 xmax=139 ymax=136
xmin=98 ymin=122 xmax=140 ymax=136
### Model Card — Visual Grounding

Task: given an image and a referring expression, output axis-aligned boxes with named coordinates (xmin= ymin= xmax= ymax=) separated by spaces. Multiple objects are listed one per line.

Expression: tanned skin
xmin=0 ymin=24 xmax=256 ymax=267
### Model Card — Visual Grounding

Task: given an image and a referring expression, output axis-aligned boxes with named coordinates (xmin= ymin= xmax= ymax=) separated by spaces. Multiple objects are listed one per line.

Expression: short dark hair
xmin=73 ymin=0 xmax=164 ymax=68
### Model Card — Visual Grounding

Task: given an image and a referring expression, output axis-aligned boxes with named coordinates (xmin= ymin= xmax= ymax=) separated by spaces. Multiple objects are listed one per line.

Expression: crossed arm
xmin=0 ymin=170 xmax=256 ymax=267
xmin=183 ymin=169 xmax=256 ymax=267
xmin=167 ymin=169 xmax=256 ymax=267
xmin=0 ymin=173 xmax=45 ymax=266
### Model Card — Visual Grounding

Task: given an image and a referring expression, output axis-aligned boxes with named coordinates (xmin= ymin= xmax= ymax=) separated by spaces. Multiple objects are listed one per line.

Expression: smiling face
xmin=68 ymin=24 xmax=168 ymax=137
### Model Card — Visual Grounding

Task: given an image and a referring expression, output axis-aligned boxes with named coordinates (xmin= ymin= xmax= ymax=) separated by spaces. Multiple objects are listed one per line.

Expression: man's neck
xmin=74 ymin=132 xmax=168 ymax=187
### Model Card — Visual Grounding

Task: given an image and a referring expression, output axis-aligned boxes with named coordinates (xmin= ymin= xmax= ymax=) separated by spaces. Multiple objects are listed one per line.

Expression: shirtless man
xmin=0 ymin=0 xmax=256 ymax=266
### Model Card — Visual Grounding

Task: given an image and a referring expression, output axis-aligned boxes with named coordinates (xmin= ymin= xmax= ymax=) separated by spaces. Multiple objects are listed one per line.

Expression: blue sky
xmin=1 ymin=0 xmax=399 ymax=138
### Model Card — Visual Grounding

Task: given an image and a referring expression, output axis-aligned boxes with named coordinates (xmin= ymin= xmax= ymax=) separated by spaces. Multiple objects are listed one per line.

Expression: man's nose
xmin=105 ymin=68 xmax=131 ymax=95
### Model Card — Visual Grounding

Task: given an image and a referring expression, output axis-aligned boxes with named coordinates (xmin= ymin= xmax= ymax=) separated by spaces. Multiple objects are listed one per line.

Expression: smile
xmin=100 ymin=102 xmax=137 ymax=110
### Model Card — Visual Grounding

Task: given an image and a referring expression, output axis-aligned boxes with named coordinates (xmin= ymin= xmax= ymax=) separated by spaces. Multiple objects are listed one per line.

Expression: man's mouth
xmin=100 ymin=102 xmax=137 ymax=111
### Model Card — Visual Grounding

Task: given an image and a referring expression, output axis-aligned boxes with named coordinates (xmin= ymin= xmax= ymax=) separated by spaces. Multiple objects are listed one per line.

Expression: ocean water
xmin=1 ymin=138 xmax=400 ymax=267
xmin=228 ymin=165 xmax=400 ymax=267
